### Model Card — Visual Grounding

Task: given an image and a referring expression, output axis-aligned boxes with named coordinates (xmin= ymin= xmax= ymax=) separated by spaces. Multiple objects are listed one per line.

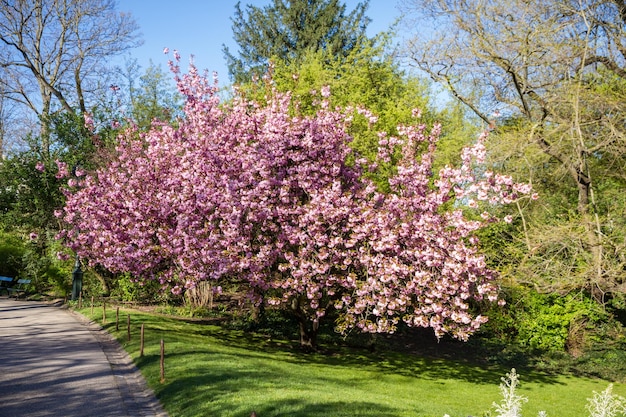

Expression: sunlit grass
xmin=77 ymin=306 xmax=626 ymax=417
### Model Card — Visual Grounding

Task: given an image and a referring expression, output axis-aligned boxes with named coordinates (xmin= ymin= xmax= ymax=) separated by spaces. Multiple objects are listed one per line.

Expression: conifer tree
xmin=223 ymin=0 xmax=371 ymax=83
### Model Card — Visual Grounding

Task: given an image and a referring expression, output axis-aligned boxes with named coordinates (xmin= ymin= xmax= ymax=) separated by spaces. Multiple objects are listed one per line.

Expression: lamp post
xmin=71 ymin=256 xmax=83 ymax=301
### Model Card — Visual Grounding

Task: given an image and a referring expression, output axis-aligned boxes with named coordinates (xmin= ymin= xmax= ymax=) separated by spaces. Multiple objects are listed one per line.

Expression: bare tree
xmin=400 ymin=0 xmax=626 ymax=298
xmin=0 ymin=0 xmax=141 ymax=153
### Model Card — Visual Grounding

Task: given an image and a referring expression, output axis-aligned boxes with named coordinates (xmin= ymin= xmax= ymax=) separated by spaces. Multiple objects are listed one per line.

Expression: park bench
xmin=7 ymin=279 xmax=31 ymax=299
xmin=0 ymin=276 xmax=15 ymax=296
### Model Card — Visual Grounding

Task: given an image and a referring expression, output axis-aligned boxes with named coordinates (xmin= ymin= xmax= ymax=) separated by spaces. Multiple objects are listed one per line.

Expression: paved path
xmin=0 ymin=297 xmax=168 ymax=417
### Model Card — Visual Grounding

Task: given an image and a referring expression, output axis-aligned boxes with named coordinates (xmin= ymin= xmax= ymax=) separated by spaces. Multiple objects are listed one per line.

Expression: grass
xmin=76 ymin=305 xmax=626 ymax=417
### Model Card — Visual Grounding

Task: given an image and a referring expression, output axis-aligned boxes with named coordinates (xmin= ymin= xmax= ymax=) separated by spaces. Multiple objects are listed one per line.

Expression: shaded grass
xmin=77 ymin=306 xmax=626 ymax=417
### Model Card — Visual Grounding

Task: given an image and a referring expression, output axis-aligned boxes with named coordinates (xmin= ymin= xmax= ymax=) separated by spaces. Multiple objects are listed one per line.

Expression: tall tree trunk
xmin=39 ymin=83 xmax=53 ymax=158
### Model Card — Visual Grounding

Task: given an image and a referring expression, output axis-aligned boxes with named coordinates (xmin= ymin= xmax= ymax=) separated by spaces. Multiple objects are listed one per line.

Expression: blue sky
xmin=115 ymin=0 xmax=403 ymax=85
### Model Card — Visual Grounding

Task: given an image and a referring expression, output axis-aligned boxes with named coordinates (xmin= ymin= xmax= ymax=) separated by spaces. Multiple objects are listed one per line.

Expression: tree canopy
xmin=0 ymin=0 xmax=141 ymax=154
xmin=400 ymin=0 xmax=626 ymax=300
xmin=223 ymin=0 xmax=371 ymax=83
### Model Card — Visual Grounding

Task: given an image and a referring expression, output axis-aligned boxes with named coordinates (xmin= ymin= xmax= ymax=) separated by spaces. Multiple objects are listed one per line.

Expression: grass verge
xmin=76 ymin=306 xmax=626 ymax=417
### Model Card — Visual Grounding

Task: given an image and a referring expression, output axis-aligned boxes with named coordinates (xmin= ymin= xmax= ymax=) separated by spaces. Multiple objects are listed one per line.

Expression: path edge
xmin=66 ymin=306 xmax=169 ymax=417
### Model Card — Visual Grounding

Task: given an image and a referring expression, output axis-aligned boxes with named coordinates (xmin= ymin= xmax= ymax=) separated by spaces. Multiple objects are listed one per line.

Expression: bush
xmin=481 ymin=285 xmax=608 ymax=354
xmin=109 ymin=273 xmax=168 ymax=303
xmin=19 ymin=231 xmax=74 ymax=297
xmin=0 ymin=231 xmax=26 ymax=277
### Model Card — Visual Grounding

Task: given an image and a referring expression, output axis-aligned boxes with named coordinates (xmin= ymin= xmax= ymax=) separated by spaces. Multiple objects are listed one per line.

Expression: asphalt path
xmin=0 ymin=297 xmax=167 ymax=417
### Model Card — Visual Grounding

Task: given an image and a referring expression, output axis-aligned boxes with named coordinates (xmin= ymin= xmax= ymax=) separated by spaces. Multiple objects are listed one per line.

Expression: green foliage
xmin=0 ymin=112 xmax=99 ymax=232
xmin=517 ymin=294 xmax=581 ymax=352
xmin=0 ymin=149 xmax=64 ymax=231
xmin=130 ymin=61 xmax=182 ymax=129
xmin=0 ymin=230 xmax=26 ymax=277
xmin=224 ymin=0 xmax=371 ymax=82
xmin=109 ymin=274 xmax=168 ymax=304
xmin=20 ymin=231 xmax=74 ymax=296
xmin=41 ymin=264 xmax=71 ymax=296
xmin=155 ymin=304 xmax=215 ymax=319
xmin=484 ymin=285 xmax=608 ymax=353
xmin=578 ymin=349 xmax=626 ymax=383
xmin=432 ymin=101 xmax=482 ymax=171
xmin=111 ymin=273 xmax=141 ymax=302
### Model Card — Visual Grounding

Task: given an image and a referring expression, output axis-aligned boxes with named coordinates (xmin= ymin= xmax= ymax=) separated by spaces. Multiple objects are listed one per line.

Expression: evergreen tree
xmin=223 ymin=0 xmax=371 ymax=83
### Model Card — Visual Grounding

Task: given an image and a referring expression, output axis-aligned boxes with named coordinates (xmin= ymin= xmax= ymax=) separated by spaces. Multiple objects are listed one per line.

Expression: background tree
xmin=0 ymin=0 xmax=141 ymax=152
xmin=129 ymin=61 xmax=183 ymax=130
xmin=400 ymin=0 xmax=626 ymax=297
xmin=399 ymin=0 xmax=626 ymax=355
xmin=223 ymin=0 xmax=371 ymax=83
xmin=0 ymin=82 xmax=18 ymax=158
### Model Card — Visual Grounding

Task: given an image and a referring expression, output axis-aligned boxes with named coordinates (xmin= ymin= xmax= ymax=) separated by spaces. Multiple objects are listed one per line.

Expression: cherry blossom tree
xmin=59 ymin=53 xmax=533 ymax=348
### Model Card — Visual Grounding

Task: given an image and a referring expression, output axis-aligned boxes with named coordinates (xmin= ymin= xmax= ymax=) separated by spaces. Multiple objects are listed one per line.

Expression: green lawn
xmin=77 ymin=306 xmax=626 ymax=417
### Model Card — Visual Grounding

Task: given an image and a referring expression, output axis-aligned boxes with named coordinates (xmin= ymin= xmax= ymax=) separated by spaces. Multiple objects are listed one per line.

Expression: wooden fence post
xmin=160 ymin=339 xmax=165 ymax=383
xmin=127 ymin=314 xmax=131 ymax=341
xmin=116 ymin=307 xmax=120 ymax=331
xmin=102 ymin=300 xmax=106 ymax=324
xmin=140 ymin=324 xmax=145 ymax=357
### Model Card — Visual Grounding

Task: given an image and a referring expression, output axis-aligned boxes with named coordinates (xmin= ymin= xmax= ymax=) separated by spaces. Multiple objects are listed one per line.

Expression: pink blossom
xmin=56 ymin=252 xmax=70 ymax=261
xmin=84 ymin=112 xmax=94 ymax=131
xmin=35 ymin=161 xmax=45 ymax=172
xmin=55 ymin=160 xmax=69 ymax=179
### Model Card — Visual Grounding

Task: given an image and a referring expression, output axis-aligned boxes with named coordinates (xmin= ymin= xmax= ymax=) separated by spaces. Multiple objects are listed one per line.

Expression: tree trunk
xmin=581 ymin=209 xmax=605 ymax=300
xmin=574 ymin=162 xmax=605 ymax=298
xmin=291 ymin=296 xmax=319 ymax=350
xmin=298 ymin=317 xmax=319 ymax=350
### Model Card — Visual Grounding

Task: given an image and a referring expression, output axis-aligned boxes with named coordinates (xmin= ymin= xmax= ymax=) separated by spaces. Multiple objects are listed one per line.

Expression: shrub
xmin=482 ymin=285 xmax=608 ymax=354
xmin=0 ymin=231 xmax=26 ymax=277
xmin=109 ymin=273 xmax=164 ymax=303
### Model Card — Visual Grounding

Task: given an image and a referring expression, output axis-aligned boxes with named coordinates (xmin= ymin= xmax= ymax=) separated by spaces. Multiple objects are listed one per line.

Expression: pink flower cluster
xmin=60 ymin=58 xmax=533 ymax=340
